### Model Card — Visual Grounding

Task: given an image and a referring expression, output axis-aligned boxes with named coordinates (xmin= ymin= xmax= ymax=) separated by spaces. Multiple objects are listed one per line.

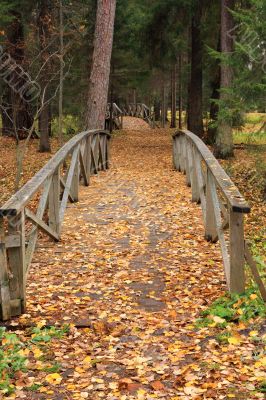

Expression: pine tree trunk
xmin=214 ymin=0 xmax=235 ymax=158
xmin=170 ymin=64 xmax=177 ymax=128
xmin=38 ymin=0 xmax=52 ymax=152
xmin=154 ymin=100 xmax=160 ymax=121
xmin=178 ymin=54 xmax=183 ymax=130
xmin=187 ymin=3 xmax=204 ymax=138
xmin=86 ymin=0 xmax=116 ymax=130
xmin=207 ymin=37 xmax=221 ymax=145
xmin=3 ymin=11 xmax=34 ymax=140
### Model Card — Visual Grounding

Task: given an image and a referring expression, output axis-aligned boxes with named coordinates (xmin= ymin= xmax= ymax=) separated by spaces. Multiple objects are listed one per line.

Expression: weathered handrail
xmin=173 ymin=129 xmax=250 ymax=294
xmin=173 ymin=129 xmax=266 ymax=300
xmin=0 ymin=129 xmax=111 ymax=320
xmin=106 ymin=103 xmax=123 ymax=130
xmin=123 ymin=103 xmax=155 ymax=128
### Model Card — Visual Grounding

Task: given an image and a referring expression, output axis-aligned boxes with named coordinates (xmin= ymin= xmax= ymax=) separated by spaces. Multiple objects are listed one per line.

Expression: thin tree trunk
xmin=161 ymin=82 xmax=165 ymax=128
xmin=178 ymin=54 xmax=183 ymax=130
xmin=154 ymin=99 xmax=160 ymax=121
xmin=58 ymin=0 xmax=64 ymax=147
xmin=86 ymin=0 xmax=116 ymax=130
xmin=38 ymin=0 xmax=52 ymax=153
xmin=170 ymin=64 xmax=177 ymax=128
xmin=187 ymin=3 xmax=204 ymax=137
xmin=214 ymin=0 xmax=235 ymax=158
xmin=4 ymin=11 xmax=34 ymax=139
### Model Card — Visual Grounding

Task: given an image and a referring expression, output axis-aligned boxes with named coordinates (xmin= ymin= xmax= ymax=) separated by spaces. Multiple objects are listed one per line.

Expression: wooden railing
xmin=173 ymin=130 xmax=266 ymax=299
xmin=106 ymin=103 xmax=123 ymax=130
xmin=123 ymin=103 xmax=155 ymax=128
xmin=0 ymin=129 xmax=110 ymax=320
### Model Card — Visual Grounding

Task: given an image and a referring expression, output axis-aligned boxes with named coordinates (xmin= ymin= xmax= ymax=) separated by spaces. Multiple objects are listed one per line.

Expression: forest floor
xmin=0 ymin=119 xmax=265 ymax=399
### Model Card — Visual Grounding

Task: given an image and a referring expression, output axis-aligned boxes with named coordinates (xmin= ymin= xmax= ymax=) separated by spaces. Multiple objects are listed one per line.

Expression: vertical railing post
xmin=191 ymin=145 xmax=200 ymax=203
xmin=86 ymin=136 xmax=92 ymax=181
xmin=205 ymin=170 xmax=217 ymax=241
xmin=71 ymin=149 xmax=80 ymax=201
xmin=229 ymin=210 xmax=245 ymax=293
xmin=185 ymin=139 xmax=191 ymax=187
xmin=7 ymin=211 xmax=26 ymax=315
xmin=49 ymin=167 xmax=60 ymax=234
xmin=173 ymin=137 xmax=178 ymax=170
xmin=106 ymin=135 xmax=110 ymax=169
xmin=0 ymin=216 xmax=11 ymax=320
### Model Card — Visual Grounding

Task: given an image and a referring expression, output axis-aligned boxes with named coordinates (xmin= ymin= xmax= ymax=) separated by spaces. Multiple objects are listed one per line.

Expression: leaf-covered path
xmin=11 ymin=125 xmax=265 ymax=399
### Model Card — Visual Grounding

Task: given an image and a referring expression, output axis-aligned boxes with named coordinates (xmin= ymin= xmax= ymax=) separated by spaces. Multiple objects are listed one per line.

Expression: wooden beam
xmin=229 ymin=211 xmax=245 ymax=293
xmin=0 ymin=217 xmax=11 ymax=320
xmin=245 ymin=242 xmax=266 ymax=301
xmin=25 ymin=208 xmax=59 ymax=242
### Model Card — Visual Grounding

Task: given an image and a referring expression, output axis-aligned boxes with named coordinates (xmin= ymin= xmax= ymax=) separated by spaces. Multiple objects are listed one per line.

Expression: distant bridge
xmin=105 ymin=102 xmax=155 ymax=130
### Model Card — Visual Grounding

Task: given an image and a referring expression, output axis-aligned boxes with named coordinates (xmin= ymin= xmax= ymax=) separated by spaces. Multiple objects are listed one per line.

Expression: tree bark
xmin=178 ymin=54 xmax=183 ymax=130
xmin=207 ymin=37 xmax=221 ymax=145
xmin=170 ymin=64 xmax=177 ymax=128
xmin=38 ymin=0 xmax=52 ymax=153
xmin=3 ymin=12 xmax=34 ymax=140
xmin=86 ymin=0 xmax=116 ymax=130
xmin=187 ymin=3 xmax=204 ymax=138
xmin=154 ymin=99 xmax=160 ymax=121
xmin=214 ymin=0 xmax=235 ymax=158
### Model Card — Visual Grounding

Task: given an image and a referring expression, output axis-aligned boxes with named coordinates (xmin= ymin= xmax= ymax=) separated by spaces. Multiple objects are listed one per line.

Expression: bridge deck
xmin=11 ymin=126 xmax=245 ymax=396
xmin=25 ymin=126 xmax=224 ymax=324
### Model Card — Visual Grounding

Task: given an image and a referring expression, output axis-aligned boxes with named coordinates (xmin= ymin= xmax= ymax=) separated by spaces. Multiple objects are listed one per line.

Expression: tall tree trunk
xmin=214 ymin=0 xmax=235 ymax=158
xmin=3 ymin=12 xmax=34 ymax=139
xmin=154 ymin=99 xmax=160 ymax=121
xmin=178 ymin=54 xmax=183 ymax=130
xmin=58 ymin=0 xmax=64 ymax=147
xmin=187 ymin=3 xmax=204 ymax=137
xmin=207 ymin=37 xmax=221 ymax=145
xmin=161 ymin=82 xmax=166 ymax=128
xmin=38 ymin=0 xmax=52 ymax=153
xmin=170 ymin=64 xmax=177 ymax=128
xmin=86 ymin=0 xmax=116 ymax=130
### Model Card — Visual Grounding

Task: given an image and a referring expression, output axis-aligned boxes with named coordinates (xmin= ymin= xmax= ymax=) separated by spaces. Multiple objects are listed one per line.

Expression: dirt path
xmin=11 ymin=126 xmax=264 ymax=399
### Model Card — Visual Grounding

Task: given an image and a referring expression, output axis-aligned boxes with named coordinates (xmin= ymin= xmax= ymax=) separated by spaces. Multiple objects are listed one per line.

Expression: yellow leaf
xmin=249 ymin=330 xmax=258 ymax=337
xmin=250 ymin=294 xmax=257 ymax=300
xmin=36 ymin=320 xmax=46 ymax=328
xmin=237 ymin=309 xmax=243 ymax=315
xmin=45 ymin=373 xmax=62 ymax=385
xmin=228 ymin=336 xmax=241 ymax=345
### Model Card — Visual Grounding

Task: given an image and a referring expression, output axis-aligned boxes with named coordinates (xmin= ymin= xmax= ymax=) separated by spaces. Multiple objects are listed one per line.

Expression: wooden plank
xmin=79 ymin=149 xmax=89 ymax=186
xmin=191 ymin=145 xmax=200 ymax=203
xmin=71 ymin=148 xmax=80 ymax=202
xmin=7 ymin=211 xmax=26 ymax=313
xmin=25 ymin=208 xmax=59 ymax=241
xmin=209 ymin=174 xmax=231 ymax=284
xmin=194 ymin=152 xmax=207 ymax=223
xmin=26 ymin=177 xmax=52 ymax=271
xmin=5 ymin=235 xmax=21 ymax=249
xmin=59 ymin=146 xmax=79 ymax=225
xmin=173 ymin=131 xmax=250 ymax=213
xmin=60 ymin=177 xmax=75 ymax=202
xmin=205 ymin=170 xmax=218 ymax=242
xmin=0 ymin=130 xmax=110 ymax=217
xmin=229 ymin=210 xmax=245 ymax=293
xmin=245 ymin=242 xmax=266 ymax=301
xmin=185 ymin=140 xmax=192 ymax=187
xmin=49 ymin=168 xmax=60 ymax=234
xmin=0 ymin=217 xmax=11 ymax=320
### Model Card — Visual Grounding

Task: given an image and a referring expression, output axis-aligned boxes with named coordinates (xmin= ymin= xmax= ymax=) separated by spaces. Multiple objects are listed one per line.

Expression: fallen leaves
xmin=0 ymin=124 xmax=265 ymax=399
xmin=45 ymin=373 xmax=62 ymax=385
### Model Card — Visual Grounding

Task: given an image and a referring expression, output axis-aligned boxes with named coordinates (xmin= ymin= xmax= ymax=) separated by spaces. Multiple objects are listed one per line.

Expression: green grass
xmin=196 ymin=287 xmax=266 ymax=329
xmin=0 ymin=325 xmax=69 ymax=396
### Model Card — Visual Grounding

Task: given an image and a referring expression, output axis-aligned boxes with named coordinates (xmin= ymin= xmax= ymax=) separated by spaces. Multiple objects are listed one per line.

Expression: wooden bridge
xmin=0 ymin=124 xmax=265 ymax=321
xmin=105 ymin=103 xmax=155 ymax=130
